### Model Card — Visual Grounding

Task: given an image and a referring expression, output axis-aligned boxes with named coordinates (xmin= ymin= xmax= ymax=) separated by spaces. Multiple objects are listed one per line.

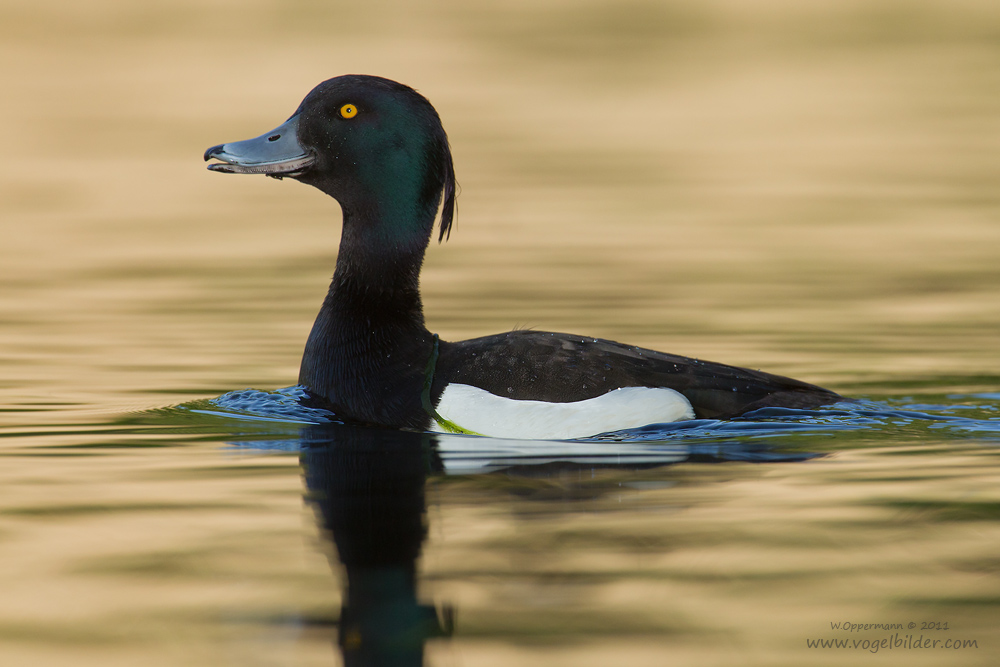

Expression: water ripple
xmin=186 ymin=388 xmax=1000 ymax=472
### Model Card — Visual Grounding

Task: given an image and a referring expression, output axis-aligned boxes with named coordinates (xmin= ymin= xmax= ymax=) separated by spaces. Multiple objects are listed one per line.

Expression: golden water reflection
xmin=1 ymin=0 xmax=999 ymax=665
xmin=2 ymin=427 xmax=998 ymax=666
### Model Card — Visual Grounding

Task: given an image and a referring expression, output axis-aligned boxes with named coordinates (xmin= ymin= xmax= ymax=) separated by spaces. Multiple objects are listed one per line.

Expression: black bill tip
xmin=204 ymin=144 xmax=225 ymax=162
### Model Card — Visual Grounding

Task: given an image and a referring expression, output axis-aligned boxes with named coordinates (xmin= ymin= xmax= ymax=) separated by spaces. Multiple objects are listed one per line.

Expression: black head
xmin=205 ymin=75 xmax=456 ymax=243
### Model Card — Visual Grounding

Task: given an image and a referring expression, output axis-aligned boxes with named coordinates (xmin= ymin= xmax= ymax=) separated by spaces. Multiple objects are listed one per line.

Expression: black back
xmin=433 ymin=331 xmax=839 ymax=420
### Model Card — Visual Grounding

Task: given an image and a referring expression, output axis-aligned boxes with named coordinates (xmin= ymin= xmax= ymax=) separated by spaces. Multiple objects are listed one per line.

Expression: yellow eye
xmin=340 ymin=103 xmax=358 ymax=119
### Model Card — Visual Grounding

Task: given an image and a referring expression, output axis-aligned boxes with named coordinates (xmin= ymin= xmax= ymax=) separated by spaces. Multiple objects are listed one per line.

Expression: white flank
xmin=431 ymin=383 xmax=694 ymax=440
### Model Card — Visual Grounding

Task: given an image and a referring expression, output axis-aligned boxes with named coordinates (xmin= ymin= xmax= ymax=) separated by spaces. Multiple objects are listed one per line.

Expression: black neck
xmin=298 ymin=206 xmax=435 ymax=428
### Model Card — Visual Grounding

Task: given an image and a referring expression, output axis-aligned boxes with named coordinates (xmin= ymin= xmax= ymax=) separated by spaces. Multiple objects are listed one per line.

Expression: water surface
xmin=2 ymin=1 xmax=1000 ymax=665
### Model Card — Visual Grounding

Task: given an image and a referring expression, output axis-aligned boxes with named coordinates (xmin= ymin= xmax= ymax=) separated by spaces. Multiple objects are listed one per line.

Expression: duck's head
xmin=205 ymin=75 xmax=456 ymax=243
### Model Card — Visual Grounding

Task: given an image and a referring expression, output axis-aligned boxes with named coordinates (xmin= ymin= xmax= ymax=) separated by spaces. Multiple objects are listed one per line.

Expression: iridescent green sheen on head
xmin=292 ymin=75 xmax=456 ymax=248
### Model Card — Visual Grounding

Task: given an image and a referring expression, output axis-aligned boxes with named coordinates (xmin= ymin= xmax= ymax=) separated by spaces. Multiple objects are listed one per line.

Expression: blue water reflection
xmin=200 ymin=387 xmax=1000 ymax=457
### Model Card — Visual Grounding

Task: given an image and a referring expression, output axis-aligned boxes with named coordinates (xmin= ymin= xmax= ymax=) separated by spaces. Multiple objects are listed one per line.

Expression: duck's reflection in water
xmin=296 ymin=420 xmax=821 ymax=665
xmin=301 ymin=424 xmax=452 ymax=667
